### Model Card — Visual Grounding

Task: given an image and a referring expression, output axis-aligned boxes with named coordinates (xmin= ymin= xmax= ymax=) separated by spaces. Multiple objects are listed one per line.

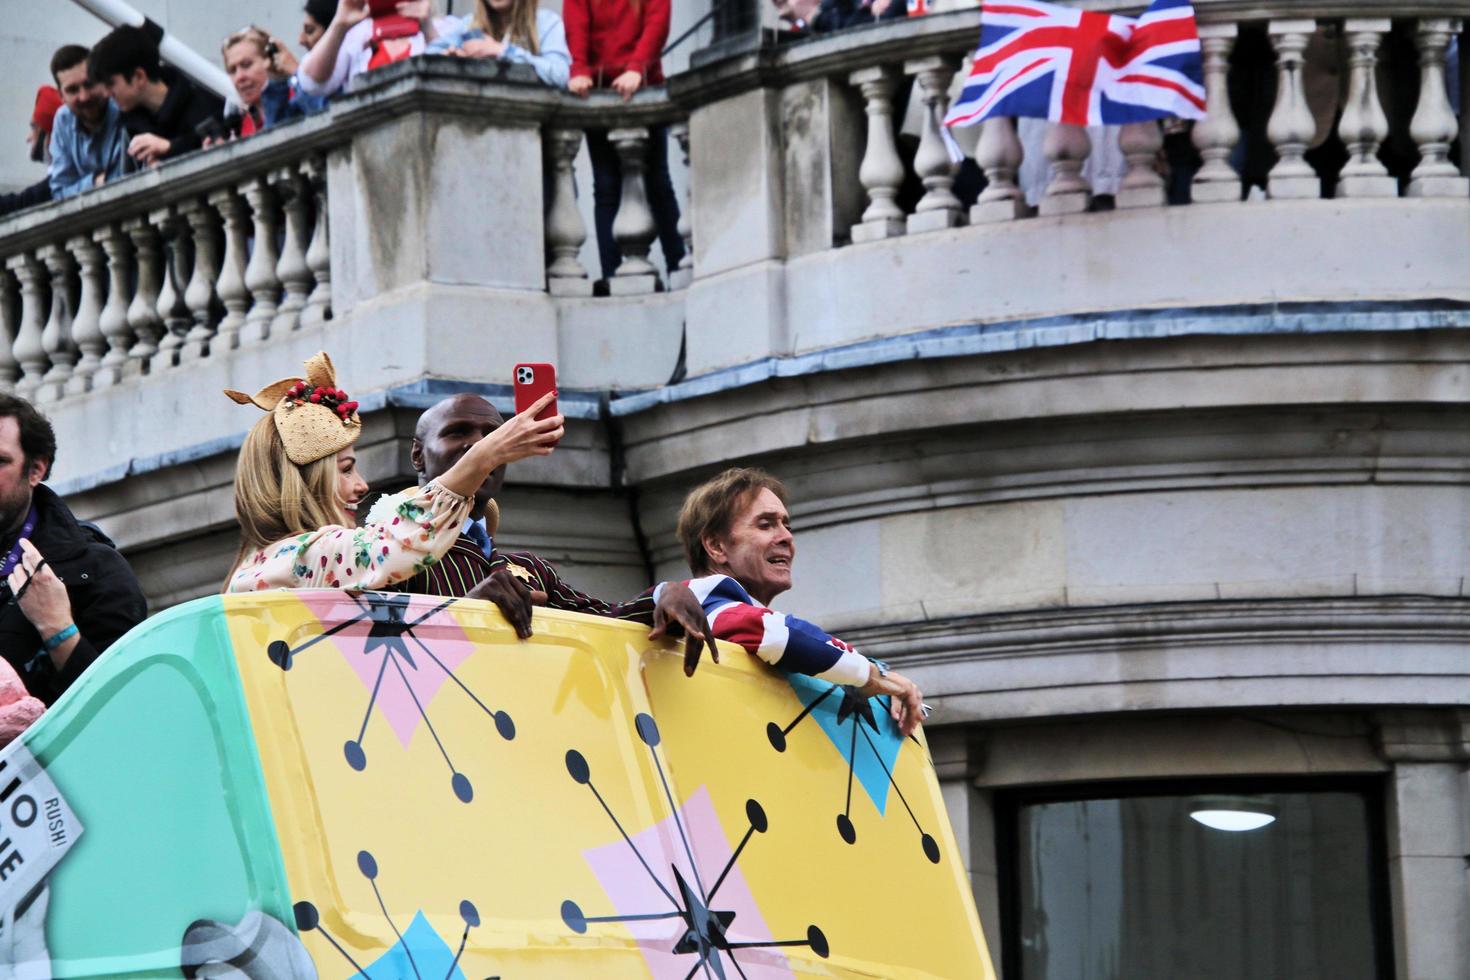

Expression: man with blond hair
xmin=676 ymin=467 xmax=925 ymax=735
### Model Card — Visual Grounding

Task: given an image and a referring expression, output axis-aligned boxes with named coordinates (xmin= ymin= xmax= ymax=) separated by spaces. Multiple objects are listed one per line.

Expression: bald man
xmin=386 ymin=394 xmax=716 ymax=674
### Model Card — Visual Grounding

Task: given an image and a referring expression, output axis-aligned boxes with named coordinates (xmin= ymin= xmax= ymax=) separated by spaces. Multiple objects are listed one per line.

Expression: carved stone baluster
xmin=971 ymin=117 xmax=1026 ymax=223
xmin=92 ymin=224 xmax=135 ymax=388
xmin=271 ymin=167 xmax=312 ymax=333
xmin=906 ymin=56 xmax=964 ymax=233
xmin=37 ymin=244 xmax=77 ymax=402
xmin=241 ymin=177 xmax=281 ymax=344
xmin=209 ymin=187 xmax=250 ymax=353
xmin=669 ymin=122 xmax=694 ymax=290
xmin=1408 ymin=18 xmax=1469 ymax=197
xmin=300 ymin=157 xmax=332 ymax=326
xmin=151 ymin=206 xmax=192 ymax=369
xmin=849 ymin=66 xmax=906 ymax=242
xmin=1039 ymin=123 xmax=1091 ymax=215
xmin=6 ymin=254 xmax=46 ymax=398
xmin=180 ymin=196 xmax=222 ymax=361
xmin=1266 ymin=20 xmax=1320 ymax=199
xmin=122 ymin=216 xmax=164 ymax=374
xmin=607 ymin=127 xmax=659 ymax=295
xmin=544 ymin=129 xmax=592 ymax=297
xmin=1192 ymin=23 xmax=1241 ymax=203
xmin=64 ymin=235 xmax=107 ymax=396
xmin=1336 ymin=19 xmax=1396 ymax=198
xmin=0 ymin=269 xmax=19 ymax=392
xmin=1117 ymin=122 xmax=1166 ymax=208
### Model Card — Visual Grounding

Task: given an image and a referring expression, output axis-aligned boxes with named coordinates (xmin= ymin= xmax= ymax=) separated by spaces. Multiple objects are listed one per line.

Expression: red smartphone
xmin=513 ymin=363 xmax=558 ymax=422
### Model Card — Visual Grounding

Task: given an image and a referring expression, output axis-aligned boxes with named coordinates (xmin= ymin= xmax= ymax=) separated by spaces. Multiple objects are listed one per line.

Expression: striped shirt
xmin=386 ymin=533 xmax=658 ymax=624
xmin=686 ymin=575 xmax=872 ymax=686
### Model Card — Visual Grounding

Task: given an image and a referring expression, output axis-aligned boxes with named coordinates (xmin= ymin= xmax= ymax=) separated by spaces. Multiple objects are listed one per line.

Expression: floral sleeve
xmin=228 ymin=482 xmax=472 ymax=593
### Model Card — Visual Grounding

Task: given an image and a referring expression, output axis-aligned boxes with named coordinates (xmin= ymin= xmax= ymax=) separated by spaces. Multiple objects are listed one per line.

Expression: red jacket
xmin=563 ymin=0 xmax=671 ymax=86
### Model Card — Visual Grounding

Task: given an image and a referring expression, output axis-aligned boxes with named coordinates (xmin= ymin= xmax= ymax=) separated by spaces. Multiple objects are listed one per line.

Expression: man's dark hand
xmin=467 ymin=569 xmax=547 ymax=640
xmin=647 ymin=582 xmax=718 ymax=677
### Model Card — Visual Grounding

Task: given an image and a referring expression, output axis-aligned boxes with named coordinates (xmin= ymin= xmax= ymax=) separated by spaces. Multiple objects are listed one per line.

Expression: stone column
xmin=0 ymin=269 xmax=19 ymax=392
xmin=1407 ymin=19 xmax=1469 ymax=198
xmin=210 ymin=187 xmax=250 ymax=353
xmin=271 ymin=166 xmax=313 ymax=333
xmin=607 ymin=127 xmax=659 ymax=295
xmin=241 ymin=177 xmax=281 ymax=345
xmin=6 ymin=254 xmax=46 ymax=399
xmin=122 ymin=215 xmax=164 ymax=374
xmin=151 ymin=206 xmax=192 ymax=369
xmin=1117 ymin=122 xmax=1166 ymax=208
xmin=849 ymin=66 xmax=906 ymax=242
xmin=1039 ymin=122 xmax=1091 ymax=215
xmin=971 ymin=117 xmax=1025 ymax=223
xmin=906 ymin=56 xmax=964 ymax=233
xmin=37 ymin=244 xmax=77 ymax=402
xmin=64 ymin=234 xmax=107 ymax=396
xmin=92 ymin=223 xmax=134 ymax=389
xmin=180 ymin=196 xmax=221 ymax=361
xmin=1337 ymin=19 xmax=1396 ymax=198
xmin=544 ymin=128 xmax=592 ymax=297
xmin=300 ymin=156 xmax=332 ymax=327
xmin=1192 ymin=23 xmax=1241 ymax=203
xmin=669 ymin=122 xmax=694 ymax=290
xmin=1375 ymin=711 xmax=1470 ymax=980
xmin=1266 ymin=20 xmax=1320 ymax=199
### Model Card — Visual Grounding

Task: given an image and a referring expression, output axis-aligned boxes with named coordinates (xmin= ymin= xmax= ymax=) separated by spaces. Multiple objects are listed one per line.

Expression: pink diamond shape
xmin=583 ymin=785 xmax=795 ymax=979
xmin=296 ymin=592 xmax=477 ymax=748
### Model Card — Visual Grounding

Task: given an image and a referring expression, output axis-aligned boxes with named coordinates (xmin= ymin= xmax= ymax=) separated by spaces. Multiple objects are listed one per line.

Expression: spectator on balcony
xmin=427 ymin=0 xmax=572 ymax=89
xmin=298 ymin=0 xmax=454 ymax=100
xmin=301 ymin=0 xmax=340 ymax=51
xmin=565 ymin=0 xmax=686 ymax=285
xmin=0 ymin=394 xmax=148 ymax=707
xmin=1 ymin=88 xmax=60 ymax=218
xmin=217 ymin=27 xmax=309 ymax=139
xmin=379 ymin=393 xmax=715 ymax=672
xmin=811 ymin=0 xmax=904 ymax=33
xmin=224 ymin=352 xmax=562 ymax=593
xmin=88 ymin=26 xmax=226 ymax=168
xmin=675 ymin=468 xmax=926 ymax=736
xmin=47 ymin=45 xmax=128 ymax=200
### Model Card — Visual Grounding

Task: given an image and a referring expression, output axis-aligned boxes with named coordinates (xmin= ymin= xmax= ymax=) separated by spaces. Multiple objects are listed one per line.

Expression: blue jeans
xmin=585 ymin=125 xmax=686 ymax=281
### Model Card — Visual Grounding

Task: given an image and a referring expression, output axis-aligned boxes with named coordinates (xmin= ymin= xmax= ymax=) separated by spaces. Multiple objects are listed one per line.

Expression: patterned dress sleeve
xmin=494 ymin=551 xmax=659 ymax=624
xmin=686 ymin=574 xmax=872 ymax=686
xmin=227 ymin=482 xmax=472 ymax=593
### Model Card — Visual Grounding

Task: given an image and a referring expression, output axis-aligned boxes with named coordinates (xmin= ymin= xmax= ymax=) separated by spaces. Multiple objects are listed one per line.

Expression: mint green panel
xmin=18 ymin=596 xmax=293 ymax=978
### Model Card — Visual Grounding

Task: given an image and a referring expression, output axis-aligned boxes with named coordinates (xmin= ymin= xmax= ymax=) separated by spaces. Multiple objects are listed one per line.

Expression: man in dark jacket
xmin=0 ymin=395 xmax=146 ymax=705
xmin=87 ymin=25 xmax=224 ymax=167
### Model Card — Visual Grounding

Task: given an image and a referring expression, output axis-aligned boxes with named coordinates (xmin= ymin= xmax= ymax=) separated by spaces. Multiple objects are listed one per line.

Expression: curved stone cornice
xmin=843 ymin=596 xmax=1470 ymax=724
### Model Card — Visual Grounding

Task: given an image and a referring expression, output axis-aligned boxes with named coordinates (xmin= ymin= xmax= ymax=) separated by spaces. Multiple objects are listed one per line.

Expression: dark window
xmin=999 ymin=779 xmax=1391 ymax=980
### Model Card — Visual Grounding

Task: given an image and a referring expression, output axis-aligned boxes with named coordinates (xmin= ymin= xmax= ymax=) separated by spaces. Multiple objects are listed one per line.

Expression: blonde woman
xmin=428 ymin=0 xmax=570 ymax=89
xmin=223 ymin=352 xmax=561 ymax=593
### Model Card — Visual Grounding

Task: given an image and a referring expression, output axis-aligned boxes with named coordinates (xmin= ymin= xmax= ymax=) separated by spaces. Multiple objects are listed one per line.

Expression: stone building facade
xmin=2 ymin=4 xmax=1469 ymax=977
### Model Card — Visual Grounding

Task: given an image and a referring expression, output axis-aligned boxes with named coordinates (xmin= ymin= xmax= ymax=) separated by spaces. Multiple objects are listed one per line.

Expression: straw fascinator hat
xmin=224 ymin=351 xmax=362 ymax=465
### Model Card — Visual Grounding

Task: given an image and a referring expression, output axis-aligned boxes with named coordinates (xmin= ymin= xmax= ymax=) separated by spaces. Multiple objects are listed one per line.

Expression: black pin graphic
xmin=563 ymin=714 xmax=828 ymax=977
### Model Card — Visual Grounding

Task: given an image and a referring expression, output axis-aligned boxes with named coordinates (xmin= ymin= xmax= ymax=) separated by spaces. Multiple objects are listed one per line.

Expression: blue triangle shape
xmin=783 ymin=673 xmax=905 ymax=816
xmin=356 ymin=910 xmax=466 ymax=980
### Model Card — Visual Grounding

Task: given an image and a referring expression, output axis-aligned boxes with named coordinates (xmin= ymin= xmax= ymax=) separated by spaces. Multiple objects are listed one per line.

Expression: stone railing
xmin=0 ymin=119 xmax=336 ymax=402
xmin=3 ymin=5 xmax=1466 ymax=412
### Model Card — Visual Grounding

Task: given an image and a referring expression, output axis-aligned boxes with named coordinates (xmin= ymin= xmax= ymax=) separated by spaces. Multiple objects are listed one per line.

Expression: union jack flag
xmin=943 ymin=0 xmax=1206 ymax=130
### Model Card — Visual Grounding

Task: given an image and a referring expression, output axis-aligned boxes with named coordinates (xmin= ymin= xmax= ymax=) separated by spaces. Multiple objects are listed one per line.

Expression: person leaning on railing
xmin=297 ymin=0 xmax=455 ymax=100
xmin=426 ymin=0 xmax=571 ymax=89
xmin=214 ymin=27 xmax=309 ymax=142
xmin=222 ymin=352 xmax=562 ymax=594
xmin=564 ymin=0 xmax=686 ymax=286
xmin=0 ymin=88 xmax=59 ymax=218
xmin=87 ymin=25 xmax=226 ymax=169
xmin=47 ymin=44 xmax=128 ymax=200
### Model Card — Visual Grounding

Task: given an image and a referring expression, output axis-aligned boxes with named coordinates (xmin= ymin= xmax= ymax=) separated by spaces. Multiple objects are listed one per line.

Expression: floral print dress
xmin=226 ymin=482 xmax=472 ymax=593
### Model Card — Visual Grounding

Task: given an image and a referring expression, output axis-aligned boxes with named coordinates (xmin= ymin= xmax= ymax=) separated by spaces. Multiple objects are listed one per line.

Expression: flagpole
xmin=65 ymin=0 xmax=240 ymax=109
